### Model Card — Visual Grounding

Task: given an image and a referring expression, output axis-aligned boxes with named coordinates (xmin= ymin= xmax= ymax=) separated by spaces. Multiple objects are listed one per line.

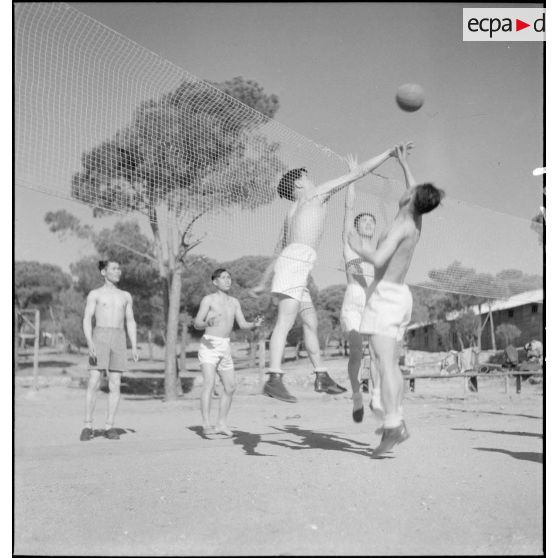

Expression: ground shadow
xmin=17 ymin=360 xmax=74 ymax=370
xmin=263 ymin=425 xmax=380 ymax=458
xmin=101 ymin=377 xmax=195 ymax=398
xmin=453 ymin=427 xmax=542 ymax=439
xmin=231 ymin=430 xmax=273 ymax=457
xmin=92 ymin=427 xmax=136 ymax=439
xmin=474 ymin=447 xmax=542 ymax=464
xmin=441 ymin=407 xmax=542 ymax=420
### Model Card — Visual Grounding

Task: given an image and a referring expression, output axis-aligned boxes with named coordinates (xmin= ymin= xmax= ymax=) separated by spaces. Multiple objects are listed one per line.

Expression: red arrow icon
xmin=516 ymin=19 xmax=530 ymax=31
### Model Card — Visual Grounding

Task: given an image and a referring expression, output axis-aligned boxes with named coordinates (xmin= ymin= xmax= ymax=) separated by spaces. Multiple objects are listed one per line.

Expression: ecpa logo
xmin=463 ymin=8 xmax=545 ymax=41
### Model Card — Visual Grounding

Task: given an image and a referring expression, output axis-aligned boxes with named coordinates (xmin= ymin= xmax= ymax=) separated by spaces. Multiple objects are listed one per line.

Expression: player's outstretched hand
xmin=348 ymin=229 xmax=364 ymax=254
xmin=344 ymin=153 xmax=359 ymax=173
xmin=394 ymin=141 xmax=414 ymax=162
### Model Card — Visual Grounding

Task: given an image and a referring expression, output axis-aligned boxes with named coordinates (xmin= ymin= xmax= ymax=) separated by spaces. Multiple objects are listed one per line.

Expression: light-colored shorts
xmin=359 ymin=281 xmax=413 ymax=341
xmin=198 ymin=335 xmax=234 ymax=373
xmin=90 ymin=327 xmax=127 ymax=373
xmin=340 ymin=283 xmax=367 ymax=333
xmin=271 ymin=243 xmax=317 ymax=305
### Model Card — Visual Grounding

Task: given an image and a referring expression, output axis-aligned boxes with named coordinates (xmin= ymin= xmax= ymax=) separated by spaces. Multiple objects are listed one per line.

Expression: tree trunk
xmin=164 ymin=267 xmax=183 ymax=401
xmin=147 ymin=329 xmax=154 ymax=361
xmin=258 ymin=331 xmax=266 ymax=386
xmin=249 ymin=333 xmax=257 ymax=368
xmin=322 ymin=333 xmax=331 ymax=357
xmin=179 ymin=313 xmax=188 ymax=372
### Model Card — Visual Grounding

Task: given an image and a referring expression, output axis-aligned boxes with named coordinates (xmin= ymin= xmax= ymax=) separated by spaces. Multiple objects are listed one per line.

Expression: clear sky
xmin=14 ymin=2 xmax=544 ymax=291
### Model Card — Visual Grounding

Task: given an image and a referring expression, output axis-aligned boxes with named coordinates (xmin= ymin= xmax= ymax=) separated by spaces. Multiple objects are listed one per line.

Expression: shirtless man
xmin=80 ymin=260 xmax=138 ymax=441
xmin=251 ymin=146 xmax=399 ymax=403
xmin=194 ymin=268 xmax=263 ymax=437
xmin=340 ymin=176 xmax=382 ymax=423
xmin=349 ymin=142 xmax=444 ymax=457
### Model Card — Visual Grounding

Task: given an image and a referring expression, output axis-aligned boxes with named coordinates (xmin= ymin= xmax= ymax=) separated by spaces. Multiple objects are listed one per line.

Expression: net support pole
xmin=32 ymin=309 xmax=40 ymax=390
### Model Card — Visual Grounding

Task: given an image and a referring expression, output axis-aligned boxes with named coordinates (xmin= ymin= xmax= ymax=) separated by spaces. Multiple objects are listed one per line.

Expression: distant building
xmin=406 ymin=289 xmax=543 ymax=352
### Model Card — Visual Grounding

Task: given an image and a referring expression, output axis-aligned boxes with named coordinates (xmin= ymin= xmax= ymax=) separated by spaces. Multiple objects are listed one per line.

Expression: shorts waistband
xmin=94 ymin=326 xmax=125 ymax=331
xmin=376 ymin=280 xmax=409 ymax=289
xmin=202 ymin=334 xmax=230 ymax=341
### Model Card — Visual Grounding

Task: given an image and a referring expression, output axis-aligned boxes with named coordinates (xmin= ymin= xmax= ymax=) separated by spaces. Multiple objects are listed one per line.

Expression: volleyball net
xmin=15 ymin=3 xmax=543 ymax=299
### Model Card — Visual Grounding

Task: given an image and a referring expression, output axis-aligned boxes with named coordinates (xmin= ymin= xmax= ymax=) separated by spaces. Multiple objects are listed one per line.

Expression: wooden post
xmin=489 ymin=304 xmax=496 ymax=350
xmin=14 ymin=308 xmax=19 ymax=372
xmin=477 ymin=304 xmax=483 ymax=351
xmin=32 ymin=309 xmax=40 ymax=390
xmin=516 ymin=374 xmax=522 ymax=394
xmin=147 ymin=330 xmax=154 ymax=361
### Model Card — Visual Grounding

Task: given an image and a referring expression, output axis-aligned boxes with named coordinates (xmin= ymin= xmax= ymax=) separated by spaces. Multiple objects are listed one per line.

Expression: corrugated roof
xmin=408 ymin=288 xmax=543 ymax=330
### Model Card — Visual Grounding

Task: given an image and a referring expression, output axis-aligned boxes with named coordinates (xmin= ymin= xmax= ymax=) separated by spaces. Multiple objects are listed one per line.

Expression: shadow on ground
xmin=17 ymin=360 xmax=74 ymax=370
xmin=453 ymin=427 xmax=542 ymax=439
xmin=90 ymin=427 xmax=136 ymax=439
xmin=100 ymin=377 xmax=196 ymax=397
xmin=442 ymin=407 xmax=542 ymax=420
xmin=474 ymin=447 xmax=542 ymax=464
xmin=188 ymin=424 xmax=382 ymax=458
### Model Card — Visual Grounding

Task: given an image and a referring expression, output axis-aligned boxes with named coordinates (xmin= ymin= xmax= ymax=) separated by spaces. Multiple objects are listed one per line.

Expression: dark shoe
xmin=360 ymin=379 xmax=369 ymax=393
xmin=79 ymin=427 xmax=93 ymax=441
xmin=371 ymin=421 xmax=410 ymax=458
xmin=352 ymin=393 xmax=364 ymax=423
xmin=353 ymin=406 xmax=364 ymax=422
xmin=104 ymin=428 xmax=120 ymax=440
xmin=263 ymin=372 xmax=297 ymax=403
xmin=314 ymin=371 xmax=347 ymax=394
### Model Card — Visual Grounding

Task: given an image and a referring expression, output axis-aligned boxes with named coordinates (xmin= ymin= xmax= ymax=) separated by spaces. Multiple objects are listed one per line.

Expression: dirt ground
xmin=14 ymin=349 xmax=544 ymax=556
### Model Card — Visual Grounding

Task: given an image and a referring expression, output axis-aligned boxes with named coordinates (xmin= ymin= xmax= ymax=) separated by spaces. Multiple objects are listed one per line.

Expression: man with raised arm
xmin=80 ymin=260 xmax=138 ymax=441
xmin=250 ymin=146 xmax=400 ymax=403
xmin=340 ymin=178 xmax=383 ymax=423
xmin=349 ymin=142 xmax=444 ymax=457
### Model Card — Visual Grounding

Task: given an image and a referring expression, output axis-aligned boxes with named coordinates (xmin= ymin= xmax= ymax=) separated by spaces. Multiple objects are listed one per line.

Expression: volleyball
xmin=395 ymin=83 xmax=424 ymax=112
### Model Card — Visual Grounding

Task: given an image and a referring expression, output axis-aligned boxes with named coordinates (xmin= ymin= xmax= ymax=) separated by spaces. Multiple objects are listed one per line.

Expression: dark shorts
xmin=91 ymin=327 xmax=127 ymax=373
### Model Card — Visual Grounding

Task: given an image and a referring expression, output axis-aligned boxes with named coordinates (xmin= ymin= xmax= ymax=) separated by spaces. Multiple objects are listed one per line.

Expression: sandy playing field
xmin=14 ymin=349 xmax=543 ymax=556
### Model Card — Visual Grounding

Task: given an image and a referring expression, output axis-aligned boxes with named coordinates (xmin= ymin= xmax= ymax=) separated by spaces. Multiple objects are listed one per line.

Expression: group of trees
xmin=16 ymin=212 xmax=542 ymax=358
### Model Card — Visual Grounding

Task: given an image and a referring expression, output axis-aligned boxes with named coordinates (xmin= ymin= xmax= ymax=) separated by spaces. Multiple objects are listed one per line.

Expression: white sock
xmin=384 ymin=413 xmax=403 ymax=429
xmin=352 ymin=392 xmax=363 ymax=406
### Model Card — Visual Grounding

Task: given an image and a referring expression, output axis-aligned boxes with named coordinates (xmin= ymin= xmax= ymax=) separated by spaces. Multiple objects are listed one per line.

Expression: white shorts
xmin=360 ymin=281 xmax=413 ymax=341
xmin=198 ymin=335 xmax=234 ymax=373
xmin=340 ymin=283 xmax=367 ymax=332
xmin=271 ymin=243 xmax=316 ymax=304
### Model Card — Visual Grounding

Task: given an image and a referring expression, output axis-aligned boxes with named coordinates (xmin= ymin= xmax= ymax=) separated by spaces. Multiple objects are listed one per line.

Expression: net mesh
xmin=15 ymin=3 xmax=543 ymax=299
